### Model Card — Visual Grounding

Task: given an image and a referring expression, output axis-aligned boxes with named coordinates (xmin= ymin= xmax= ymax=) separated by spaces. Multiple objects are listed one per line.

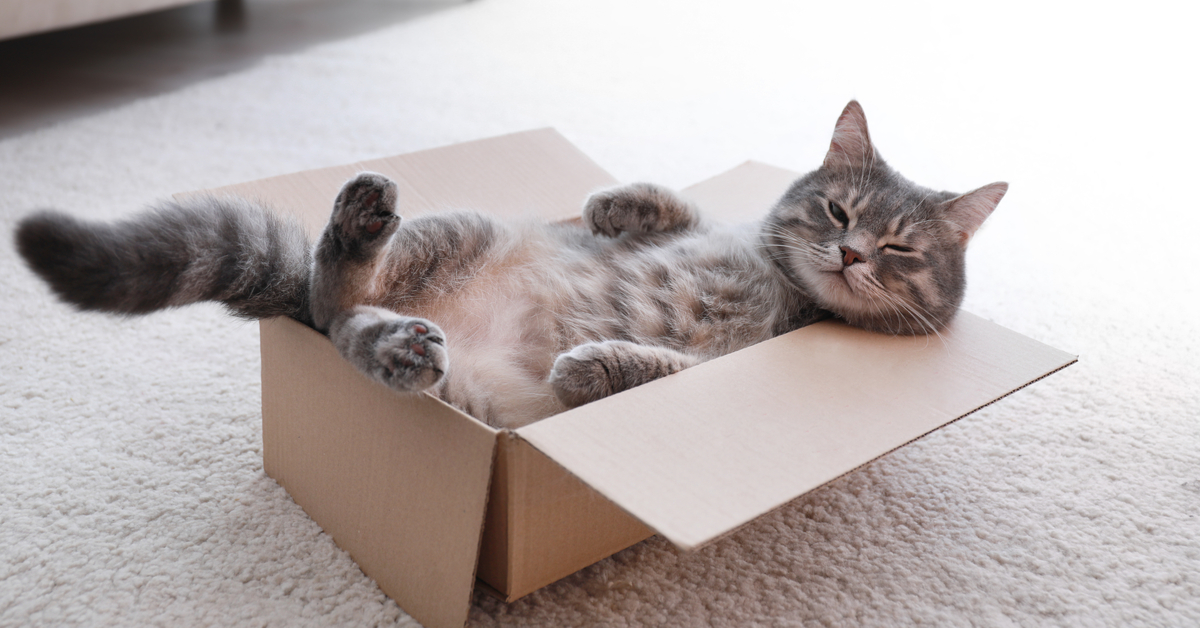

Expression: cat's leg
xmin=311 ymin=172 xmax=403 ymax=331
xmin=311 ymin=173 xmax=449 ymax=393
xmin=584 ymin=183 xmax=700 ymax=237
xmin=329 ymin=305 xmax=448 ymax=392
xmin=549 ymin=340 xmax=700 ymax=407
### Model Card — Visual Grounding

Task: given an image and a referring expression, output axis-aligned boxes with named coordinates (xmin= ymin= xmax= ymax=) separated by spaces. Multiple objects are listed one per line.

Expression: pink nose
xmin=840 ymin=246 xmax=864 ymax=266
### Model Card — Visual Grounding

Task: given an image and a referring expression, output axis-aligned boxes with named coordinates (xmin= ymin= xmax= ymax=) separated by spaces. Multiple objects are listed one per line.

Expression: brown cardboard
xmin=186 ymin=129 xmax=1076 ymax=627
xmin=206 ymin=128 xmax=616 ymax=231
xmin=477 ymin=433 xmax=653 ymax=601
xmin=260 ymin=317 xmax=496 ymax=628
xmin=680 ymin=160 xmax=802 ymax=223
xmin=518 ymin=311 xmax=1076 ymax=550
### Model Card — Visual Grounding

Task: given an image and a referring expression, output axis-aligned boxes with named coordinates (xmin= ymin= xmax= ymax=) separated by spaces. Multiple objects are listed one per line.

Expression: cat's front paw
xmin=549 ymin=342 xmax=622 ymax=407
xmin=330 ymin=172 xmax=401 ymax=256
xmin=332 ymin=307 xmax=448 ymax=393
xmin=583 ymin=183 xmax=697 ymax=237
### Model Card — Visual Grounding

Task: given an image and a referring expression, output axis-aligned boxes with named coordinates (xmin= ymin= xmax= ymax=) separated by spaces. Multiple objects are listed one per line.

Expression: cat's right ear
xmin=823 ymin=100 xmax=877 ymax=169
xmin=942 ymin=182 xmax=1008 ymax=246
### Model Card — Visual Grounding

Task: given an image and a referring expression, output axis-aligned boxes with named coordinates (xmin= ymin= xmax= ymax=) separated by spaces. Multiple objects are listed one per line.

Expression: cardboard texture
xmin=477 ymin=433 xmax=653 ymax=600
xmin=260 ymin=318 xmax=496 ymax=628
xmin=206 ymin=128 xmax=615 ymax=232
xmin=186 ymin=129 xmax=1076 ymax=628
xmin=518 ymin=311 xmax=1076 ymax=550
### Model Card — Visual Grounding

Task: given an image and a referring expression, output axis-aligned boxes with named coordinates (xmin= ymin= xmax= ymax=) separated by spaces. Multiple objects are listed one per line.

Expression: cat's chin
xmin=809 ymin=269 xmax=919 ymax=335
xmin=808 ymin=269 xmax=866 ymax=313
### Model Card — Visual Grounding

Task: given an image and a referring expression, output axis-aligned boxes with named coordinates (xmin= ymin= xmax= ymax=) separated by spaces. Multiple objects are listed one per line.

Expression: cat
xmin=14 ymin=101 xmax=1006 ymax=428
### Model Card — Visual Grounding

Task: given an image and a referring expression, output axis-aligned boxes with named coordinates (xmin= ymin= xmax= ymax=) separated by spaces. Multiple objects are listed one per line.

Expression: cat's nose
xmin=840 ymin=246 xmax=864 ymax=266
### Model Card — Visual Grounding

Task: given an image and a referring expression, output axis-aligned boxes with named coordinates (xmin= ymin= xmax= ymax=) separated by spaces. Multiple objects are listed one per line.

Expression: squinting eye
xmin=882 ymin=244 xmax=915 ymax=253
xmin=828 ymin=201 xmax=849 ymax=227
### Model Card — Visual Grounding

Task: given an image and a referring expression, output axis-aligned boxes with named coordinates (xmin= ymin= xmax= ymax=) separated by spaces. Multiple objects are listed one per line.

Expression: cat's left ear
xmin=942 ymin=182 xmax=1007 ymax=246
xmin=823 ymin=100 xmax=878 ymax=169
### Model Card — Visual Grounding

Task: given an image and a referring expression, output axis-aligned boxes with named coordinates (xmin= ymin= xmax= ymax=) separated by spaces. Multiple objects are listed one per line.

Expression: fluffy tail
xmin=15 ymin=196 xmax=315 ymax=328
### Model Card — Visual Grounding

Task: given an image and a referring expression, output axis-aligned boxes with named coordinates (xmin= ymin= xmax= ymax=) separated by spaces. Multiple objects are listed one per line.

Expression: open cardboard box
xmin=188 ymin=129 xmax=1076 ymax=628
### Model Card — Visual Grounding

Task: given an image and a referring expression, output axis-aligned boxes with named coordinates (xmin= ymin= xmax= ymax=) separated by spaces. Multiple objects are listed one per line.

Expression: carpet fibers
xmin=2 ymin=1 xmax=1198 ymax=626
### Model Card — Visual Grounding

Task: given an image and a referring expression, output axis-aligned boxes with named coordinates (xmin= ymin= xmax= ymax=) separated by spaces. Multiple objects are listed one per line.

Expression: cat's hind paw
xmin=549 ymin=340 xmax=699 ymax=407
xmin=372 ymin=318 xmax=447 ymax=392
xmin=330 ymin=172 xmax=401 ymax=257
xmin=549 ymin=342 xmax=622 ymax=407
xmin=331 ymin=306 xmax=448 ymax=393
xmin=583 ymin=183 xmax=698 ymax=237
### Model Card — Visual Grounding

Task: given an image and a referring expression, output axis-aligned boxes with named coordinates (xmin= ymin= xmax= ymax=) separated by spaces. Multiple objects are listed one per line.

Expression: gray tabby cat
xmin=15 ymin=101 xmax=1006 ymax=428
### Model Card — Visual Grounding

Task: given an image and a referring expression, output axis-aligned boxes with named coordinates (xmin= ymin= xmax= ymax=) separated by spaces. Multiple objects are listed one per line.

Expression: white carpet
xmin=3 ymin=1 xmax=1198 ymax=626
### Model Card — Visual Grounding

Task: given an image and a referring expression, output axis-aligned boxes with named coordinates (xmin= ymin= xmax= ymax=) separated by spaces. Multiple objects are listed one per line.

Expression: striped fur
xmin=16 ymin=196 xmax=312 ymax=325
xmin=13 ymin=101 xmax=1005 ymax=428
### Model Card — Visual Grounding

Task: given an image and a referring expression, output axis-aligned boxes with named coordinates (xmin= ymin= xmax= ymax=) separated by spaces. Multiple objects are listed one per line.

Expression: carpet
xmin=3 ymin=1 xmax=1198 ymax=626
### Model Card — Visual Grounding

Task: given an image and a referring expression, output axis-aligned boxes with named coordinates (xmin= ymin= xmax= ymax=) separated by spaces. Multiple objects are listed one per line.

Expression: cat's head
xmin=764 ymin=101 xmax=1006 ymax=335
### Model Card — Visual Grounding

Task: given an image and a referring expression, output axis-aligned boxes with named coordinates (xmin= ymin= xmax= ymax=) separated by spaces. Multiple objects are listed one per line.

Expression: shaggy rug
xmin=2 ymin=1 xmax=1197 ymax=626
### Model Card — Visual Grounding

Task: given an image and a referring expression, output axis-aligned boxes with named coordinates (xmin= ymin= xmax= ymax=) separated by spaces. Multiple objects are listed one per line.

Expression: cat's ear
xmin=823 ymin=100 xmax=877 ymax=169
xmin=942 ymin=182 xmax=1007 ymax=246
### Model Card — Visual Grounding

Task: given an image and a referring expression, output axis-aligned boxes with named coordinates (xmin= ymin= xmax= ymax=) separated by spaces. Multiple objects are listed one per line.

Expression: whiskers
xmin=761 ymin=224 xmax=833 ymax=268
xmin=760 ymin=222 xmax=950 ymax=346
xmin=853 ymin=272 xmax=948 ymax=348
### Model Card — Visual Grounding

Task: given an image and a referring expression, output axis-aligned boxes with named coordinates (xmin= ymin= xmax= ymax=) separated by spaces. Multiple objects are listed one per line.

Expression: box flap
xmin=195 ymin=128 xmax=616 ymax=238
xmin=518 ymin=312 xmax=1076 ymax=550
xmin=260 ymin=317 xmax=496 ymax=628
xmin=680 ymin=160 xmax=800 ymax=222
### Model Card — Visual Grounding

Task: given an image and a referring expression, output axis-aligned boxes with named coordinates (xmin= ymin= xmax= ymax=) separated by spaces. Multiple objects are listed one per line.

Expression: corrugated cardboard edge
xmin=570 ymin=343 xmax=1082 ymax=553
xmin=684 ymin=343 xmax=1079 ymax=551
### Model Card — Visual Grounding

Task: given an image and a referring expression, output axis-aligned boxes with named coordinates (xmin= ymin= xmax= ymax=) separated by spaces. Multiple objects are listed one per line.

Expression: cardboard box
xmin=190 ymin=129 xmax=1076 ymax=628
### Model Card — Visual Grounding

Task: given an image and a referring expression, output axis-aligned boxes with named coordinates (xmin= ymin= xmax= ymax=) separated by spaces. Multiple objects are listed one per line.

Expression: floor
xmin=0 ymin=0 xmax=460 ymax=140
xmin=2 ymin=2 xmax=1197 ymax=626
